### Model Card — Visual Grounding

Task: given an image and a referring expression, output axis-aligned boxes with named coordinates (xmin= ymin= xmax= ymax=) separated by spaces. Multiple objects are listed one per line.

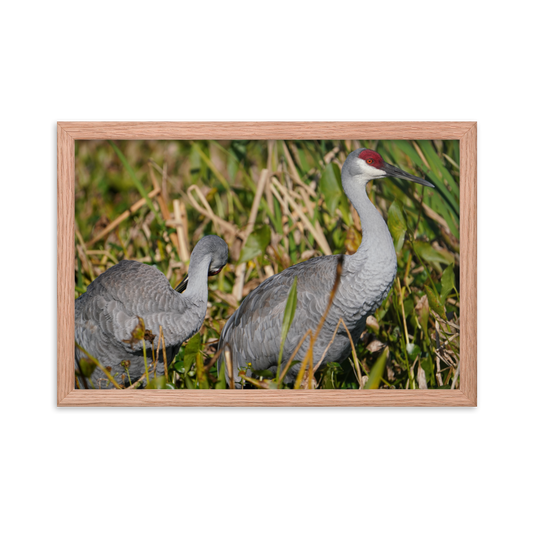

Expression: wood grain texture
xmin=459 ymin=124 xmax=477 ymax=406
xmin=57 ymin=125 xmax=75 ymax=404
xmin=58 ymin=389 xmax=474 ymax=407
xmin=58 ymin=122 xmax=474 ymax=140
xmin=57 ymin=121 xmax=477 ymax=407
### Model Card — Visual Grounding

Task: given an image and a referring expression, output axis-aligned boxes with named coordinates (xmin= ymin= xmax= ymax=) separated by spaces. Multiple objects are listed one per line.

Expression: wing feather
xmin=75 ymin=260 xmax=205 ymax=387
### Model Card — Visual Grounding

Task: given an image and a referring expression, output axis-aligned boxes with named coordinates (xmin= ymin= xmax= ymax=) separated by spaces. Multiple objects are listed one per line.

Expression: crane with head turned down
xmin=75 ymin=235 xmax=228 ymax=388
xmin=218 ymin=148 xmax=434 ymax=386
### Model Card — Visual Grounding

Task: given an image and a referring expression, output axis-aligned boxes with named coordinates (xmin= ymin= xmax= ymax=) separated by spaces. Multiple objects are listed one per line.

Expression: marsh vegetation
xmin=75 ymin=139 xmax=460 ymax=389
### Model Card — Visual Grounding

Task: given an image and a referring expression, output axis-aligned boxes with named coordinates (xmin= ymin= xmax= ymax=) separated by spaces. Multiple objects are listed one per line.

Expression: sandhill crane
xmin=218 ymin=148 xmax=434 ymax=386
xmin=75 ymin=235 xmax=228 ymax=388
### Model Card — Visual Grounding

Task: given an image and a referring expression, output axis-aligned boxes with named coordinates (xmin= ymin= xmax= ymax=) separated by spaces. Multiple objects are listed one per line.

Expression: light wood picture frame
xmin=57 ymin=122 xmax=477 ymax=407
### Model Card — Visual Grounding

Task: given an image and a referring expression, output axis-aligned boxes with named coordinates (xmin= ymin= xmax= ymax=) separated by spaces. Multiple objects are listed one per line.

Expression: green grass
xmin=75 ymin=139 xmax=460 ymax=390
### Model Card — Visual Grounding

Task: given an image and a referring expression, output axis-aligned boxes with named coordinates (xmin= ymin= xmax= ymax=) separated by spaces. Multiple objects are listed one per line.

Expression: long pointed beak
xmin=175 ymin=275 xmax=188 ymax=293
xmin=382 ymin=162 xmax=434 ymax=188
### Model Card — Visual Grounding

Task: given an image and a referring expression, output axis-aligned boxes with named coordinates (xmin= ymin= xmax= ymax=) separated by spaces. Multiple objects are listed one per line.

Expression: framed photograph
xmin=57 ymin=122 xmax=476 ymax=406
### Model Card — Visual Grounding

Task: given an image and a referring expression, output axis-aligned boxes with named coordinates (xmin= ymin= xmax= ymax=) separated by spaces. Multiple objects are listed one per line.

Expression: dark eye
xmin=366 ymin=158 xmax=374 ymax=164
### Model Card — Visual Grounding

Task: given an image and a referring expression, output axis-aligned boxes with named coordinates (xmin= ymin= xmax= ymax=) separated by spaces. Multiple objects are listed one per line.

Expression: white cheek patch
xmin=356 ymin=158 xmax=386 ymax=178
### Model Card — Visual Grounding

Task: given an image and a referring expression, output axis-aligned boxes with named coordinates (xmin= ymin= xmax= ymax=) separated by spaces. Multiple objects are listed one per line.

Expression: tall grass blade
xmin=440 ymin=264 xmax=455 ymax=303
xmin=276 ymin=276 xmax=298 ymax=384
xmin=215 ymin=359 xmax=226 ymax=389
xmin=418 ymin=141 xmax=459 ymax=197
xmin=387 ymin=200 xmax=407 ymax=252
xmin=193 ymin=143 xmax=231 ymax=192
xmin=364 ymin=347 xmax=389 ymax=389
xmin=183 ymin=333 xmax=202 ymax=375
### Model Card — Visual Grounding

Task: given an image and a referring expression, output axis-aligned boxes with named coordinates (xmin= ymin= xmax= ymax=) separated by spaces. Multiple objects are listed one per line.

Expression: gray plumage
xmin=75 ymin=235 xmax=228 ymax=388
xmin=219 ymin=148 xmax=434 ymax=385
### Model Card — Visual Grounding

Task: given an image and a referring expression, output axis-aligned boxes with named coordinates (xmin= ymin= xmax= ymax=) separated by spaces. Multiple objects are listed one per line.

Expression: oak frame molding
xmin=57 ymin=122 xmax=477 ymax=407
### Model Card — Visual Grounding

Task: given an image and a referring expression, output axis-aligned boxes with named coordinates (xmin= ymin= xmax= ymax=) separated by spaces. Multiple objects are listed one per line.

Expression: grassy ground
xmin=75 ymin=139 xmax=460 ymax=389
